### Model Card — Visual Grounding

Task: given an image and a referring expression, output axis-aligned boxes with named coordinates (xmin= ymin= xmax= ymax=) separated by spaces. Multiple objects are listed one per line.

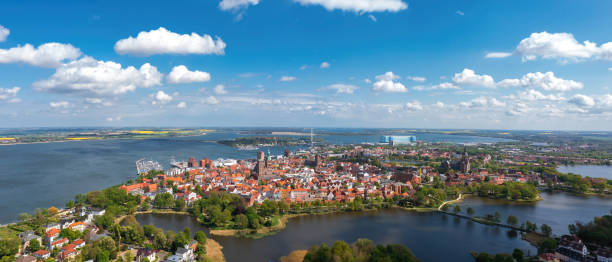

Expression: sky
xmin=1 ymin=0 xmax=612 ymax=130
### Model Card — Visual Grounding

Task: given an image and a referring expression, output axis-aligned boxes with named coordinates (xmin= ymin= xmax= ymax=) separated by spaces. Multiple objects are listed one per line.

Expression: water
xmin=136 ymin=210 xmax=536 ymax=262
xmin=0 ymin=130 xmax=510 ymax=224
xmin=557 ymin=165 xmax=612 ymax=180
xmin=455 ymin=192 xmax=612 ymax=235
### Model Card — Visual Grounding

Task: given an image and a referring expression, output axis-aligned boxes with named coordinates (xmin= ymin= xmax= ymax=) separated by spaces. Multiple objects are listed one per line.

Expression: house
xmin=49 ymin=237 xmax=69 ymax=250
xmin=33 ymin=250 xmax=50 ymax=260
xmin=137 ymin=248 xmax=157 ymax=262
xmin=538 ymin=253 xmax=559 ymax=262
xmin=45 ymin=228 xmax=61 ymax=243
xmin=59 ymin=245 xmax=78 ymax=261
xmin=72 ymin=239 xmax=85 ymax=249
xmin=67 ymin=221 xmax=85 ymax=232
xmin=19 ymin=230 xmax=41 ymax=253
xmin=167 ymin=247 xmax=195 ymax=262
xmin=45 ymin=223 xmax=60 ymax=232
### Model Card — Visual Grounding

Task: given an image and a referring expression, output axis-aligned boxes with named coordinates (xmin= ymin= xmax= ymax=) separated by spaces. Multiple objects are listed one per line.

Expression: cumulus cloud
xmin=320 ymin=61 xmax=330 ymax=68
xmin=569 ymin=94 xmax=595 ymax=108
xmin=413 ymin=82 xmax=459 ymax=91
xmin=293 ymin=0 xmax=408 ymax=13
xmin=280 ymin=76 xmax=297 ymax=82
xmin=498 ymin=72 xmax=583 ymax=92
xmin=219 ymin=0 xmax=259 ymax=10
xmin=485 ymin=52 xmax=512 ymax=58
xmin=368 ymin=15 xmax=377 ymax=22
xmin=50 ymin=101 xmax=70 ymax=108
xmin=33 ymin=56 xmax=163 ymax=96
xmin=460 ymin=96 xmax=506 ymax=109
xmin=85 ymin=97 xmax=113 ymax=106
xmin=153 ymin=91 xmax=173 ymax=104
xmin=177 ymin=101 xmax=187 ymax=109
xmin=406 ymin=76 xmax=426 ymax=82
xmin=372 ymin=72 xmax=407 ymax=93
xmin=214 ymin=84 xmax=228 ymax=95
xmin=0 ymin=87 xmax=19 ymax=101
xmin=453 ymin=68 xmax=496 ymax=88
xmin=0 ymin=43 xmax=81 ymax=68
xmin=509 ymin=89 xmax=565 ymax=102
xmin=203 ymin=96 xmax=219 ymax=105
xmin=0 ymin=25 xmax=9 ymax=42
xmin=326 ymin=83 xmax=358 ymax=94
xmin=167 ymin=65 xmax=211 ymax=84
xmin=405 ymin=101 xmax=423 ymax=111
xmin=114 ymin=27 xmax=226 ymax=56
xmin=515 ymin=32 xmax=612 ymax=62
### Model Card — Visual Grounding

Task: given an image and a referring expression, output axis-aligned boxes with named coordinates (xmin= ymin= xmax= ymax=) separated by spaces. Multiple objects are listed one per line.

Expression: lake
xmin=0 ymin=130 xmax=510 ymax=224
xmin=455 ymin=192 xmax=612 ymax=235
xmin=135 ymin=191 xmax=612 ymax=262
xmin=136 ymin=210 xmax=536 ymax=262
xmin=557 ymin=165 xmax=612 ymax=180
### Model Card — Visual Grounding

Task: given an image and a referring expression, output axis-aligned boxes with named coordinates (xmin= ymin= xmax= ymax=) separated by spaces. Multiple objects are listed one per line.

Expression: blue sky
xmin=1 ymin=0 xmax=612 ymax=130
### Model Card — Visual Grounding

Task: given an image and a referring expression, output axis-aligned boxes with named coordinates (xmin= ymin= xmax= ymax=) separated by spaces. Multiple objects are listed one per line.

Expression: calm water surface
xmin=455 ymin=192 xmax=612 ymax=235
xmin=136 ymin=210 xmax=536 ymax=262
xmin=557 ymin=165 xmax=612 ymax=180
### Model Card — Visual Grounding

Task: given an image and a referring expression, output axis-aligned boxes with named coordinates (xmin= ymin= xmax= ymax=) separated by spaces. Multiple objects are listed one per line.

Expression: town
xmin=3 ymin=136 xmax=612 ymax=262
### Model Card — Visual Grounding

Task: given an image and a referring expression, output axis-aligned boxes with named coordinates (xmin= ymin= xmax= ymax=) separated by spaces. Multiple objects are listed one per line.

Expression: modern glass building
xmin=379 ymin=136 xmax=417 ymax=144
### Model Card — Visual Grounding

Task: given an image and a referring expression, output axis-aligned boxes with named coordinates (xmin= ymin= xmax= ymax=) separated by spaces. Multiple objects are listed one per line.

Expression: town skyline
xmin=1 ymin=0 xmax=612 ymax=130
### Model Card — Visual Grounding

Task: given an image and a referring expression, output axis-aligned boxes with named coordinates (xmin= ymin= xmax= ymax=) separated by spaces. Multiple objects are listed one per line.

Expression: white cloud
xmin=106 ymin=116 xmax=122 ymax=122
xmin=452 ymin=68 xmax=496 ymax=88
xmin=219 ymin=0 xmax=259 ymax=10
xmin=33 ymin=56 xmax=163 ymax=96
xmin=300 ymin=65 xmax=307 ymax=70
xmin=608 ymin=67 xmax=612 ymax=71
xmin=510 ymin=89 xmax=565 ymax=102
xmin=0 ymin=87 xmax=19 ymax=100
xmin=364 ymin=78 xmax=372 ymax=84
xmin=167 ymin=65 xmax=211 ymax=84
xmin=406 ymin=76 xmax=426 ymax=82
xmin=515 ymin=32 xmax=612 ymax=62
xmin=326 ymin=83 xmax=359 ymax=94
xmin=372 ymin=72 xmax=407 ymax=93
xmin=0 ymin=43 xmax=81 ymax=68
xmin=293 ymin=0 xmax=408 ymax=13
xmin=85 ymin=97 xmax=113 ymax=106
xmin=153 ymin=91 xmax=173 ymax=104
xmin=214 ymin=84 xmax=228 ymax=95
xmin=50 ymin=101 xmax=70 ymax=108
xmin=203 ymin=96 xmax=219 ymax=105
xmin=280 ymin=76 xmax=297 ymax=82
xmin=320 ymin=61 xmax=330 ymax=68
xmin=569 ymin=94 xmax=595 ymax=108
xmin=413 ymin=82 xmax=459 ymax=91
xmin=498 ymin=72 xmax=583 ymax=92
xmin=368 ymin=15 xmax=377 ymax=22
xmin=114 ymin=27 xmax=226 ymax=56
xmin=177 ymin=101 xmax=187 ymax=109
xmin=405 ymin=101 xmax=423 ymax=111
xmin=0 ymin=25 xmax=9 ymax=42
xmin=485 ymin=52 xmax=512 ymax=58
xmin=460 ymin=96 xmax=506 ymax=109
xmin=456 ymin=10 xmax=464 ymax=16
xmin=434 ymin=101 xmax=445 ymax=108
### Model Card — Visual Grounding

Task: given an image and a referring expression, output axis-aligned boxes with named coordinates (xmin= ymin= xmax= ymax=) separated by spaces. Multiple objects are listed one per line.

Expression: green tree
xmin=506 ymin=215 xmax=518 ymax=226
xmin=27 ymin=239 xmax=42 ymax=253
xmin=453 ymin=205 xmax=461 ymax=214
xmin=512 ymin=249 xmax=524 ymax=262
xmin=494 ymin=211 xmax=501 ymax=223
xmin=541 ymin=224 xmax=552 ymax=237
xmin=467 ymin=207 xmax=474 ymax=217
xmin=234 ymin=214 xmax=249 ymax=229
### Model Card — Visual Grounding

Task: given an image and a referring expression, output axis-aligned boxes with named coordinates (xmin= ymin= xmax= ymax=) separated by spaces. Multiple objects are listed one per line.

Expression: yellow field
xmin=0 ymin=137 xmax=16 ymax=140
xmin=130 ymin=130 xmax=169 ymax=134
xmin=65 ymin=137 xmax=100 ymax=140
